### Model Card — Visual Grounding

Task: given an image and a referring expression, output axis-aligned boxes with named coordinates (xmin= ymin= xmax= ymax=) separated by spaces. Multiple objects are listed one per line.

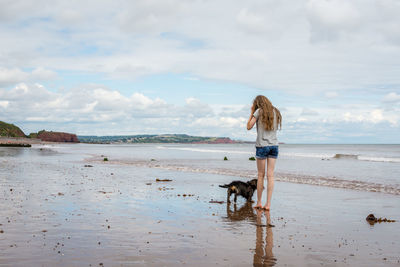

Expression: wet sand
xmin=0 ymin=147 xmax=399 ymax=266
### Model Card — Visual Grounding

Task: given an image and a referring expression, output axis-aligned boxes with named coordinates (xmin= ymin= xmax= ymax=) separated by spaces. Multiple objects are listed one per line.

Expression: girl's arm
xmin=247 ymin=105 xmax=257 ymax=130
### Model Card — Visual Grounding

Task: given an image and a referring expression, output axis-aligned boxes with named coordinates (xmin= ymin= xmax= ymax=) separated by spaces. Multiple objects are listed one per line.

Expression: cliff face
xmin=0 ymin=121 xmax=26 ymax=137
xmin=37 ymin=130 xmax=79 ymax=143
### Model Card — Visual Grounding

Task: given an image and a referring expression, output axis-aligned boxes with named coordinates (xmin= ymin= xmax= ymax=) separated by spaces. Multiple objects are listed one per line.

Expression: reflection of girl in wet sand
xmin=254 ymin=210 xmax=276 ymax=267
xmin=247 ymin=95 xmax=282 ymax=210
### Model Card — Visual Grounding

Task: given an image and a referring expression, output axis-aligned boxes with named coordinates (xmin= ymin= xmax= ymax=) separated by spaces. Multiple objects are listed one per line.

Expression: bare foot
xmin=253 ymin=203 xmax=263 ymax=209
xmin=263 ymin=205 xmax=270 ymax=211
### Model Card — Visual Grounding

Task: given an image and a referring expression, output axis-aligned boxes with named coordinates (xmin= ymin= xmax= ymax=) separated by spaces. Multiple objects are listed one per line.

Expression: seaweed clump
xmin=366 ymin=214 xmax=396 ymax=225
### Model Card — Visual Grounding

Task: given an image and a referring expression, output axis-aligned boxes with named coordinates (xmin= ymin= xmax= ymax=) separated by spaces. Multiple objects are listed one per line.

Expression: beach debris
xmin=146 ymin=183 xmax=152 ymax=185
xmin=84 ymin=164 xmax=93 ymax=167
xmin=177 ymin=194 xmax=194 ymax=197
xmin=0 ymin=230 xmax=4 ymax=233
xmin=209 ymin=200 xmax=224 ymax=204
xmin=249 ymin=157 xmax=256 ymax=161
xmin=158 ymin=186 xmax=174 ymax=191
xmin=224 ymin=156 xmax=228 ymax=161
xmin=366 ymin=213 xmax=396 ymax=225
xmin=156 ymin=178 xmax=172 ymax=182
xmin=98 ymin=191 xmax=112 ymax=194
xmin=57 ymin=192 xmax=64 ymax=196
xmin=150 ymin=159 xmax=156 ymax=161
xmin=103 ymin=157 xmax=108 ymax=161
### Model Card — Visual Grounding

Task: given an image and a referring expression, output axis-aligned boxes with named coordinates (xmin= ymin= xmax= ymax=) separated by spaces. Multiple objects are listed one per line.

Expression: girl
xmin=247 ymin=95 xmax=282 ymax=210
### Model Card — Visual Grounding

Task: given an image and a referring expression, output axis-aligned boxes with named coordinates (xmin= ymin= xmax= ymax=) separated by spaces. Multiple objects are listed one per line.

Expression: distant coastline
xmin=78 ymin=134 xmax=243 ymax=144
xmin=0 ymin=120 xmax=256 ymax=145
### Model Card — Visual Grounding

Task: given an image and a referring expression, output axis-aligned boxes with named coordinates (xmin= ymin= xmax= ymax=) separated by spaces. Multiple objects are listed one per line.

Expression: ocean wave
xmin=280 ymin=152 xmax=334 ymax=159
xmin=156 ymin=146 xmax=400 ymax=163
xmin=90 ymin=158 xmax=400 ymax=195
xmin=333 ymin=153 xmax=359 ymax=160
xmin=282 ymin=152 xmax=400 ymax=163
xmin=357 ymin=156 xmax=400 ymax=163
xmin=332 ymin=153 xmax=400 ymax=163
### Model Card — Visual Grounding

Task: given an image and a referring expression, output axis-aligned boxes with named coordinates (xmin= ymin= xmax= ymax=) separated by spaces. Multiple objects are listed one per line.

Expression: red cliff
xmin=37 ymin=130 xmax=79 ymax=143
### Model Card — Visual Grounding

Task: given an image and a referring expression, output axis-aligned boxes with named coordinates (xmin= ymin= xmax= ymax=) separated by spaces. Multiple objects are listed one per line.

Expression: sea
xmin=1 ymin=143 xmax=399 ymax=195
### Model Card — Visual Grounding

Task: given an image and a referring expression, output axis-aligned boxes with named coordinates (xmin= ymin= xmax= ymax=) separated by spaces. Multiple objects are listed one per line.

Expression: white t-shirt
xmin=253 ymin=108 xmax=278 ymax=147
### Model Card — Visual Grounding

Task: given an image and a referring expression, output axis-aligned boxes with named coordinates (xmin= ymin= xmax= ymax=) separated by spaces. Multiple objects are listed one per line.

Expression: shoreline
xmin=0 ymin=137 xmax=42 ymax=145
xmin=0 ymin=137 xmax=80 ymax=146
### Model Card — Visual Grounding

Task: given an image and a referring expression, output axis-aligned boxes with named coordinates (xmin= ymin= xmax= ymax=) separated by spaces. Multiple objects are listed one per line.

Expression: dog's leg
xmin=227 ymin=188 xmax=232 ymax=203
xmin=247 ymin=190 xmax=254 ymax=202
xmin=234 ymin=192 xmax=237 ymax=203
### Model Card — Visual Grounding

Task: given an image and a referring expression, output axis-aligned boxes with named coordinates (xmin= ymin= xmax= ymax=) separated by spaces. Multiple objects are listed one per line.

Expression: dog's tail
xmin=219 ymin=184 xmax=230 ymax=188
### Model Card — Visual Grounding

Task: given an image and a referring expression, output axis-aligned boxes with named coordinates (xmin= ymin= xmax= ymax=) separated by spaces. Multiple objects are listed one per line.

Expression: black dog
xmin=219 ymin=179 xmax=258 ymax=203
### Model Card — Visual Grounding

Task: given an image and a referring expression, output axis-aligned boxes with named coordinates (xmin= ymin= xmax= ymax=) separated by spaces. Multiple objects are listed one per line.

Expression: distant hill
xmin=0 ymin=121 xmax=26 ymax=137
xmin=78 ymin=134 xmax=237 ymax=144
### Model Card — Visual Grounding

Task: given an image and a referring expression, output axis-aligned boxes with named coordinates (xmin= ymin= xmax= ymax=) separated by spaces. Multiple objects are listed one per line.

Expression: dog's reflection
xmin=253 ymin=210 xmax=276 ymax=267
xmin=225 ymin=202 xmax=256 ymax=223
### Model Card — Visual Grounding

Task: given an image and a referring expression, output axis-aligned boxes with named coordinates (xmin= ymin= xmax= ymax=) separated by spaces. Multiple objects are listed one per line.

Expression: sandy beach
xmin=0 ymin=137 xmax=43 ymax=145
xmin=0 ymin=144 xmax=399 ymax=266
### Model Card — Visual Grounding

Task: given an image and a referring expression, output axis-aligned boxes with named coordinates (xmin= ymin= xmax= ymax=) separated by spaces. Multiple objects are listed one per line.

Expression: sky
xmin=0 ymin=0 xmax=399 ymax=144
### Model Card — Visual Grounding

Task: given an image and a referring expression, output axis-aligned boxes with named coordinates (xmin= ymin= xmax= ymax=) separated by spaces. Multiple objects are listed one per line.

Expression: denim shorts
xmin=256 ymin=146 xmax=279 ymax=159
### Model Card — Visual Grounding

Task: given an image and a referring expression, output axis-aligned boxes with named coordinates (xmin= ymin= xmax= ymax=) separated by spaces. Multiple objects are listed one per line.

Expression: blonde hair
xmin=253 ymin=95 xmax=282 ymax=131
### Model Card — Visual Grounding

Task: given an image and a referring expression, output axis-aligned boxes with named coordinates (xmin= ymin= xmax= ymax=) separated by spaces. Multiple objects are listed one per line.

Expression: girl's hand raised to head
xmin=251 ymin=103 xmax=256 ymax=114
xmin=247 ymin=103 xmax=257 ymax=130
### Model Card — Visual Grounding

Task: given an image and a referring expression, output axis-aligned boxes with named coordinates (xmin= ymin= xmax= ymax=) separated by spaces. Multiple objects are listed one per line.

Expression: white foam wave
xmin=358 ymin=156 xmax=400 ymax=163
xmin=280 ymin=152 xmax=334 ymax=159
xmin=34 ymin=144 xmax=66 ymax=150
xmin=157 ymin=145 xmax=400 ymax=163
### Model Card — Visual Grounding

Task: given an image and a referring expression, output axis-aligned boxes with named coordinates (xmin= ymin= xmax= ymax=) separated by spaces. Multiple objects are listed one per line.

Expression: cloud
xmin=301 ymin=108 xmax=319 ymax=116
xmin=0 ymin=67 xmax=29 ymax=86
xmin=236 ymin=8 xmax=267 ymax=34
xmin=343 ymin=109 xmax=398 ymax=125
xmin=183 ymin=97 xmax=214 ymax=118
xmin=383 ymin=92 xmax=400 ymax=103
xmin=0 ymin=100 xmax=9 ymax=108
xmin=0 ymin=83 xmax=242 ymax=135
xmin=307 ymin=0 xmax=361 ymax=42
xmin=31 ymin=67 xmax=58 ymax=80
xmin=325 ymin=91 xmax=338 ymax=98
xmin=0 ymin=0 xmax=399 ymax=94
xmin=0 ymin=67 xmax=57 ymax=87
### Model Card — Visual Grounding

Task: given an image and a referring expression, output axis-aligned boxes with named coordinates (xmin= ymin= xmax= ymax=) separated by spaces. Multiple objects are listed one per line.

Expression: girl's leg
xmin=263 ymin=158 xmax=276 ymax=210
xmin=254 ymin=158 xmax=266 ymax=209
